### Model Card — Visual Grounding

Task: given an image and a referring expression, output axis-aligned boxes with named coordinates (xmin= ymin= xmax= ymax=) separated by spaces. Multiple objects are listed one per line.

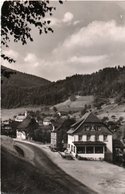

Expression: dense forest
xmin=1 ymin=66 xmax=125 ymax=108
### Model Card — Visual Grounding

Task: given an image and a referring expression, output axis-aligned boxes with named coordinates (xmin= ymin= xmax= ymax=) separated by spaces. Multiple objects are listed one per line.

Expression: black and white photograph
xmin=1 ymin=0 xmax=125 ymax=194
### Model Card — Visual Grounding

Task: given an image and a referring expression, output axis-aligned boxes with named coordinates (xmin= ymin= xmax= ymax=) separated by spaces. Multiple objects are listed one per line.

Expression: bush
xmin=70 ymin=94 xmax=76 ymax=102
xmin=94 ymin=96 xmax=109 ymax=109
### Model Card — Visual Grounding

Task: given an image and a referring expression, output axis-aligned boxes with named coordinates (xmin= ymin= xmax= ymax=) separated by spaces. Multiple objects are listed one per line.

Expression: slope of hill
xmin=1 ymin=66 xmax=125 ymax=108
xmin=1 ymin=65 xmax=50 ymax=87
xmin=54 ymin=95 xmax=94 ymax=112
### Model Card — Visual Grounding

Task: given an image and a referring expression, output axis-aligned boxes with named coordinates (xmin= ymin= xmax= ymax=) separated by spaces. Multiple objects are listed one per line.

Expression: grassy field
xmin=98 ymin=103 xmax=125 ymax=121
xmin=1 ymin=96 xmax=125 ymax=122
xmin=1 ymin=95 xmax=94 ymax=120
xmin=2 ymin=148 xmax=59 ymax=194
xmin=54 ymin=95 xmax=94 ymax=112
xmin=1 ymin=106 xmax=41 ymax=121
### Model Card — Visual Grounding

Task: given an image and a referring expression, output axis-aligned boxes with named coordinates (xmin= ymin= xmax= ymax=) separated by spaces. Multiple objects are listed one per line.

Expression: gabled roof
xmin=51 ymin=118 xmax=66 ymax=132
xmin=17 ymin=117 xmax=38 ymax=131
xmin=17 ymin=118 xmax=31 ymax=129
xmin=67 ymin=112 xmax=112 ymax=135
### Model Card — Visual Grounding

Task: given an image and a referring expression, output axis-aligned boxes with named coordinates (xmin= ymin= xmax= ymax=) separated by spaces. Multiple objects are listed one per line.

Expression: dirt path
xmin=15 ymin=140 xmax=125 ymax=194
xmin=15 ymin=141 xmax=97 ymax=194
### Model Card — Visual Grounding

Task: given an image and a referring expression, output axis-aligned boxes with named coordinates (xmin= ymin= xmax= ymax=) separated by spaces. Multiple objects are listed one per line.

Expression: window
xmin=86 ymin=146 xmax=94 ymax=153
xmin=86 ymin=127 xmax=90 ymax=131
xmin=104 ymin=135 xmax=108 ymax=141
xmin=87 ymin=135 xmax=91 ymax=141
xmin=91 ymin=125 xmax=95 ymax=131
xmin=95 ymin=135 xmax=99 ymax=141
xmin=95 ymin=146 xmax=103 ymax=153
xmin=78 ymin=135 xmax=82 ymax=141
xmin=77 ymin=146 xmax=85 ymax=154
xmin=95 ymin=126 xmax=98 ymax=131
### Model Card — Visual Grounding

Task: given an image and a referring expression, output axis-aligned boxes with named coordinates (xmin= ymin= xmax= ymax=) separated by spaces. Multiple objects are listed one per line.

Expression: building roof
xmin=73 ymin=141 xmax=106 ymax=146
xmin=51 ymin=118 xmax=66 ymax=132
xmin=67 ymin=112 xmax=112 ymax=135
xmin=17 ymin=117 xmax=38 ymax=131
xmin=17 ymin=118 xmax=31 ymax=130
xmin=43 ymin=116 xmax=53 ymax=121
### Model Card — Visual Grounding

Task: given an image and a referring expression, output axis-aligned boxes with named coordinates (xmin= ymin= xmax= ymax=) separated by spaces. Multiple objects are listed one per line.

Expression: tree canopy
xmin=1 ymin=0 xmax=63 ymax=62
xmin=1 ymin=0 xmax=63 ymax=80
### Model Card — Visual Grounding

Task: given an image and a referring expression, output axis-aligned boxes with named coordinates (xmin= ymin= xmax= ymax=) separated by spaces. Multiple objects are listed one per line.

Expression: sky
xmin=2 ymin=1 xmax=125 ymax=81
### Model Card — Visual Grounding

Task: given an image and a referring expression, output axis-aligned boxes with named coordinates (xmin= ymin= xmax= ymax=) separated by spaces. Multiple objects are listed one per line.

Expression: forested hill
xmin=1 ymin=66 xmax=50 ymax=87
xmin=2 ymin=66 xmax=125 ymax=108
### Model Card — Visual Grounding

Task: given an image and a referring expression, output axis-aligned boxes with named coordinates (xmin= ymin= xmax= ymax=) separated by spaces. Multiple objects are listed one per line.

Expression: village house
xmin=16 ymin=130 xmax=26 ymax=140
xmin=43 ymin=116 xmax=52 ymax=126
xmin=15 ymin=111 xmax=27 ymax=122
xmin=51 ymin=119 xmax=65 ymax=151
xmin=51 ymin=118 xmax=75 ymax=151
xmin=1 ymin=120 xmax=19 ymax=138
xmin=67 ymin=112 xmax=113 ymax=161
xmin=16 ymin=116 xmax=38 ymax=140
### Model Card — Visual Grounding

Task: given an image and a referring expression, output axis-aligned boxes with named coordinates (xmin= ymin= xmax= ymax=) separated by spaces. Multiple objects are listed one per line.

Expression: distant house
xmin=16 ymin=131 xmax=26 ymax=140
xmin=15 ymin=111 xmax=27 ymax=122
xmin=16 ymin=117 xmax=38 ymax=140
xmin=2 ymin=120 xmax=10 ymax=125
xmin=51 ymin=118 xmax=75 ymax=151
xmin=51 ymin=119 xmax=65 ymax=151
xmin=67 ymin=112 xmax=113 ymax=161
xmin=1 ymin=120 xmax=19 ymax=138
xmin=43 ymin=117 xmax=52 ymax=126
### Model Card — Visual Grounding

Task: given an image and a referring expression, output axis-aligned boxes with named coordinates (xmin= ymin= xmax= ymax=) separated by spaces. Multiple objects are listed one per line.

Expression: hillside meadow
xmin=1 ymin=95 xmax=125 ymax=122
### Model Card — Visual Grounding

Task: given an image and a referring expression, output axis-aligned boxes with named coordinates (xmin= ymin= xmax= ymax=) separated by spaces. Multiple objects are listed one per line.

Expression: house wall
xmin=67 ymin=135 xmax=76 ymax=155
xmin=78 ymin=153 xmax=104 ymax=160
xmin=99 ymin=134 xmax=113 ymax=160
xmin=16 ymin=131 xmax=26 ymax=140
xmin=68 ymin=134 xmax=74 ymax=145
xmin=104 ymin=135 xmax=112 ymax=152
xmin=51 ymin=132 xmax=57 ymax=148
xmin=67 ymin=132 xmax=113 ymax=161
xmin=71 ymin=147 xmax=77 ymax=157
xmin=43 ymin=121 xmax=51 ymax=126
xmin=104 ymin=135 xmax=113 ymax=161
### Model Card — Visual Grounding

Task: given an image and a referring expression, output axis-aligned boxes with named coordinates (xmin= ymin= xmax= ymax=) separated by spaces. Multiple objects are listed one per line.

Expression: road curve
xmin=15 ymin=141 xmax=97 ymax=194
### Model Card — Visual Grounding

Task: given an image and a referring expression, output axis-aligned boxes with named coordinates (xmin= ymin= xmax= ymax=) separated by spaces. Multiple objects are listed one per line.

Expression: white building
xmin=16 ymin=131 xmax=26 ymax=140
xmin=67 ymin=112 xmax=113 ymax=161
xmin=15 ymin=111 xmax=27 ymax=122
xmin=43 ymin=117 xmax=52 ymax=126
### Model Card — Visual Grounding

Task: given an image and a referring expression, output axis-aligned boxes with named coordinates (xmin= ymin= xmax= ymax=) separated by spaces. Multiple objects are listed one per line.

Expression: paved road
xmin=15 ymin=141 xmax=97 ymax=194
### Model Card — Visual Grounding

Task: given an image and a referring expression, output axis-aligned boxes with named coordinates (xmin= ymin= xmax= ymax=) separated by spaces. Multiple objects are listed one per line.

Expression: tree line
xmin=2 ymin=66 xmax=125 ymax=108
